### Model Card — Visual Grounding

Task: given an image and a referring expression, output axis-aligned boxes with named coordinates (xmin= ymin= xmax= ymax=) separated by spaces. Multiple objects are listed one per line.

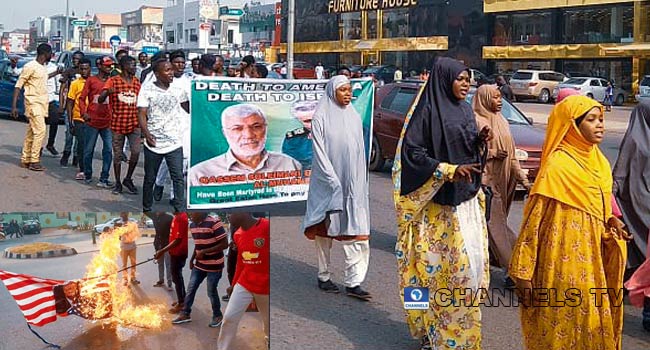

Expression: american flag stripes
xmin=0 ymin=270 xmax=64 ymax=327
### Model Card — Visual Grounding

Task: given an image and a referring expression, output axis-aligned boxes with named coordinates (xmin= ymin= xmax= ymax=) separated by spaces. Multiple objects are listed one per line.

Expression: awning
xmin=603 ymin=43 xmax=650 ymax=53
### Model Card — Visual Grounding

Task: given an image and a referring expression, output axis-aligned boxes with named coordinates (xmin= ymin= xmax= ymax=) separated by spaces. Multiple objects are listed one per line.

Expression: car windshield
xmin=467 ymin=93 xmax=530 ymax=125
xmin=563 ymin=78 xmax=587 ymax=85
xmin=641 ymin=76 xmax=650 ymax=87
xmin=363 ymin=67 xmax=380 ymax=74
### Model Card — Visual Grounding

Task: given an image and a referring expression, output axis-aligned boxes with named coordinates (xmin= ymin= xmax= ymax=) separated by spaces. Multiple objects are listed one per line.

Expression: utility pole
xmin=287 ymin=0 xmax=294 ymax=79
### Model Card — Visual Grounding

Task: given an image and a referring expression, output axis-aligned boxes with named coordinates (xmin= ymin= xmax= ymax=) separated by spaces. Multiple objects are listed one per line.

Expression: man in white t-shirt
xmin=315 ymin=62 xmax=324 ymax=80
xmin=137 ymin=59 xmax=190 ymax=213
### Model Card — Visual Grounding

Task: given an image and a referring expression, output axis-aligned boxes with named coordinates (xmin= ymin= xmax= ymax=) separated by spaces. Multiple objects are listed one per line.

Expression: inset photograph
xmin=0 ymin=211 xmax=269 ymax=350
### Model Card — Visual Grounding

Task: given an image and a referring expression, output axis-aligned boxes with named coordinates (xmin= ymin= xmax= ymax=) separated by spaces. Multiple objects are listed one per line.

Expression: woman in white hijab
xmin=302 ymin=75 xmax=372 ymax=300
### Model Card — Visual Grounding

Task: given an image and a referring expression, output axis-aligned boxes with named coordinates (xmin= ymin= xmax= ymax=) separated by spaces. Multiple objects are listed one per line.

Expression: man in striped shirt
xmin=172 ymin=212 xmax=228 ymax=327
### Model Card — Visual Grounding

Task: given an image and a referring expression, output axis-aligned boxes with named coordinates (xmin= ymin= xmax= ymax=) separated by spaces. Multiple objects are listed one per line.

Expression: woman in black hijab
xmin=392 ymin=57 xmax=491 ymax=350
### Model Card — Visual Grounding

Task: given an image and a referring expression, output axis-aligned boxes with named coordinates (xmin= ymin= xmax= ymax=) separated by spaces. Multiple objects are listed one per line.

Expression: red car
xmin=292 ymin=61 xmax=316 ymax=79
xmin=371 ymin=80 xmax=544 ymax=187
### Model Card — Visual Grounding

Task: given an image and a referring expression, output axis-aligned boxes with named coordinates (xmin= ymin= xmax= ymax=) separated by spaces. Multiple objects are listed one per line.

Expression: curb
xmin=4 ymin=247 xmax=78 ymax=259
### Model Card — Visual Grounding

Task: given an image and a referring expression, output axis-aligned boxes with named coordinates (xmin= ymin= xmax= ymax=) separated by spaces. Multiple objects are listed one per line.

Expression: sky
xmin=0 ymin=0 xmax=262 ymax=32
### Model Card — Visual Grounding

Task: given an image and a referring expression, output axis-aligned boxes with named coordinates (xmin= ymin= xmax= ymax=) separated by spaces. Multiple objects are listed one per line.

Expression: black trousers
xmin=143 ymin=147 xmax=184 ymax=212
xmin=46 ymin=101 xmax=61 ymax=148
xmin=170 ymin=254 xmax=187 ymax=304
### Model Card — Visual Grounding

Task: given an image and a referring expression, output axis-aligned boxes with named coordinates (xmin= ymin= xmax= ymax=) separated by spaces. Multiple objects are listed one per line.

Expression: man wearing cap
xmin=282 ymin=100 xmax=318 ymax=169
xmin=78 ymin=56 xmax=115 ymax=188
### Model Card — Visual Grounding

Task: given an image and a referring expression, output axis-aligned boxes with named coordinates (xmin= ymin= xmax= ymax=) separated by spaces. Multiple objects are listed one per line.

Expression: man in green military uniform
xmin=282 ymin=100 xmax=319 ymax=169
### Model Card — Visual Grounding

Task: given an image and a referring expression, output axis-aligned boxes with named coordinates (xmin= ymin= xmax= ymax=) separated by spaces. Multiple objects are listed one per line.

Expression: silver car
xmin=553 ymin=77 xmax=627 ymax=106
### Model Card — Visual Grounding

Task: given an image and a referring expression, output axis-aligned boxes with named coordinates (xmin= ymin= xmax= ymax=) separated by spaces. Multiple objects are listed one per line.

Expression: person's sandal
xmin=28 ymin=163 xmax=46 ymax=171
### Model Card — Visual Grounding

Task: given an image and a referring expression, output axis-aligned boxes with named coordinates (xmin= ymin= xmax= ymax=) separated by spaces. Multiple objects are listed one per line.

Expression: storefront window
xmin=381 ymin=51 xmax=435 ymax=77
xmin=381 ymin=5 xmax=447 ymax=39
xmin=560 ymin=59 xmax=633 ymax=92
xmin=367 ymin=11 xmax=378 ymax=39
xmin=293 ymin=0 xmax=339 ymax=42
xmin=492 ymin=12 xmax=553 ymax=45
xmin=563 ymin=5 xmax=634 ymax=44
xmin=340 ymin=13 xmax=361 ymax=40
xmin=382 ymin=8 xmax=409 ymax=38
xmin=494 ymin=61 xmax=552 ymax=74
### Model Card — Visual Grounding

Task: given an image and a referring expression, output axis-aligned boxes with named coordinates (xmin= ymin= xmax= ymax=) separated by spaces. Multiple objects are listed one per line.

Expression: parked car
xmin=55 ymin=51 xmax=105 ymax=75
xmin=0 ymin=50 xmax=8 ymax=61
xmin=488 ymin=73 xmax=514 ymax=85
xmin=509 ymin=70 xmax=568 ymax=103
xmin=469 ymin=69 xmax=491 ymax=86
xmin=94 ymin=217 xmax=138 ymax=234
xmin=362 ymin=65 xmax=398 ymax=84
xmin=22 ymin=219 xmax=41 ymax=234
xmin=636 ymin=75 xmax=650 ymax=104
xmin=553 ymin=77 xmax=627 ymax=106
xmin=370 ymin=81 xmax=544 ymax=187
xmin=0 ymin=59 xmax=27 ymax=118
xmin=292 ymin=61 xmax=316 ymax=79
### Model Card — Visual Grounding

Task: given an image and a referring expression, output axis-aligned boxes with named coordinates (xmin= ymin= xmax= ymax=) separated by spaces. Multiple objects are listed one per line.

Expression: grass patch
xmin=7 ymin=242 xmax=71 ymax=254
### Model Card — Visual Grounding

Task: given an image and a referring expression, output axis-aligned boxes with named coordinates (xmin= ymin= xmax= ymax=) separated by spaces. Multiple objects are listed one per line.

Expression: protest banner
xmin=187 ymin=77 xmax=374 ymax=209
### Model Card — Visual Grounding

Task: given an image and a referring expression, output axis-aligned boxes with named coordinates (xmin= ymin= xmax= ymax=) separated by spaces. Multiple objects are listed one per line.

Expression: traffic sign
xmin=141 ymin=46 xmax=159 ymax=55
xmin=219 ymin=6 xmax=229 ymax=15
xmin=72 ymin=20 xmax=93 ymax=27
xmin=226 ymin=9 xmax=244 ymax=16
xmin=109 ymin=35 xmax=121 ymax=47
xmin=199 ymin=22 xmax=212 ymax=31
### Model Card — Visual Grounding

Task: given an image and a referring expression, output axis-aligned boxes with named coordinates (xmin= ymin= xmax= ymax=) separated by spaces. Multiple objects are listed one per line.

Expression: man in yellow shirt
xmin=12 ymin=43 xmax=59 ymax=171
xmin=66 ymin=58 xmax=92 ymax=181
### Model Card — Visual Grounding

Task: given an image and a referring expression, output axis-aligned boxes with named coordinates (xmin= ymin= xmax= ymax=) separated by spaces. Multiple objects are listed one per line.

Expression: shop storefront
xmin=277 ymin=0 xmax=487 ymax=75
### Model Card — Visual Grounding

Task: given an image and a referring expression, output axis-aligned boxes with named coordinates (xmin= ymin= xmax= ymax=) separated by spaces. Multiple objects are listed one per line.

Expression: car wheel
xmin=539 ymin=89 xmax=551 ymax=103
xmin=369 ymin=136 xmax=385 ymax=172
xmin=586 ymin=93 xmax=594 ymax=99
xmin=615 ymin=94 xmax=625 ymax=106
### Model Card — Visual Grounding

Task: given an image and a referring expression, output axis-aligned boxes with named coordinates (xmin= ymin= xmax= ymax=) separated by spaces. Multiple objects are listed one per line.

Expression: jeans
xmin=63 ymin=114 xmax=75 ymax=155
xmin=157 ymin=251 xmax=172 ymax=285
xmin=644 ymin=297 xmax=650 ymax=322
xmin=143 ymin=147 xmax=184 ymax=212
xmin=83 ymin=124 xmax=112 ymax=181
xmin=182 ymin=268 xmax=223 ymax=318
xmin=170 ymin=254 xmax=187 ymax=304
xmin=46 ymin=101 xmax=61 ymax=148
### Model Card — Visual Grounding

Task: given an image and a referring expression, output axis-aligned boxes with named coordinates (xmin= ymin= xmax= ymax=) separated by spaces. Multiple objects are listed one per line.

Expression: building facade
xmin=122 ymin=5 xmax=164 ymax=45
xmin=2 ymin=29 xmax=30 ymax=53
xmin=163 ymin=0 xmax=243 ymax=54
xmin=240 ymin=3 xmax=275 ymax=51
xmin=92 ymin=14 xmax=124 ymax=50
xmin=483 ymin=0 xmax=650 ymax=93
xmin=29 ymin=17 xmax=51 ymax=50
xmin=49 ymin=14 xmax=79 ymax=51
xmin=278 ymin=0 xmax=486 ymax=74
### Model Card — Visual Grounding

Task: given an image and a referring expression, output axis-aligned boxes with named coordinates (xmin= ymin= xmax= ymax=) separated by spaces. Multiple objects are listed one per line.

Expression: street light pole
xmin=64 ymin=0 xmax=69 ymax=51
xmin=287 ymin=0 xmax=295 ymax=79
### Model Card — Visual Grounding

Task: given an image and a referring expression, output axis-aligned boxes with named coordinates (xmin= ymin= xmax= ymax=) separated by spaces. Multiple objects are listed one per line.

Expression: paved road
xmin=0 ymin=228 xmax=267 ymax=350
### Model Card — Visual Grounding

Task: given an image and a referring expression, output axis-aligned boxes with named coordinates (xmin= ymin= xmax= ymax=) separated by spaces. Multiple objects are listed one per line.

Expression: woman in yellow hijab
xmin=509 ymin=95 xmax=630 ymax=350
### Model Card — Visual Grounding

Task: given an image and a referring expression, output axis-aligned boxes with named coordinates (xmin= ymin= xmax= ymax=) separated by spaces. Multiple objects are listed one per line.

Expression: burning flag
xmin=0 ymin=223 xmax=163 ymax=347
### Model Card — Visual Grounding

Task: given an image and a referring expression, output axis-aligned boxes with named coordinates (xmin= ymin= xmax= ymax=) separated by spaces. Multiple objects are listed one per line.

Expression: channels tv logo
xmin=404 ymin=287 xmax=429 ymax=310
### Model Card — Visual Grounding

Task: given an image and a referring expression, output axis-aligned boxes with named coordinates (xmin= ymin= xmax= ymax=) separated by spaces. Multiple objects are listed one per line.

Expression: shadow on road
xmin=270 ymin=253 xmax=419 ymax=350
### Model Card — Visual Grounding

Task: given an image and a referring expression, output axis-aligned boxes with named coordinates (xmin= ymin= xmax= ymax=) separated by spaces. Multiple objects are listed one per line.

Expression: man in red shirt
xmin=217 ymin=212 xmax=269 ymax=350
xmin=98 ymin=55 xmax=142 ymax=195
xmin=154 ymin=211 xmax=189 ymax=313
xmin=79 ymin=56 xmax=114 ymax=188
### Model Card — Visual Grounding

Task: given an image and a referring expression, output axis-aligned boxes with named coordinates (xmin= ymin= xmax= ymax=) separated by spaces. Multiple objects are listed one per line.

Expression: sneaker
xmin=153 ymin=185 xmax=164 ymax=201
xmin=122 ymin=178 xmax=138 ymax=194
xmin=131 ymin=279 xmax=140 ymax=285
xmin=345 ymin=286 xmax=372 ymax=301
xmin=76 ymin=172 xmax=85 ymax=180
xmin=221 ymin=294 xmax=230 ymax=302
xmin=166 ymin=285 xmax=173 ymax=291
xmin=20 ymin=162 xmax=30 ymax=168
xmin=46 ymin=145 xmax=60 ymax=157
xmin=318 ymin=279 xmax=340 ymax=293
xmin=112 ymin=183 xmax=123 ymax=195
xmin=171 ymin=314 xmax=192 ymax=324
xmin=208 ymin=315 xmax=223 ymax=328
xmin=153 ymin=281 xmax=165 ymax=287
xmin=96 ymin=180 xmax=114 ymax=189
xmin=84 ymin=178 xmax=93 ymax=185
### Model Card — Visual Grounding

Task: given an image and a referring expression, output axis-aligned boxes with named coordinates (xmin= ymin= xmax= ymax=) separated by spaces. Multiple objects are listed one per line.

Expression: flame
xmin=81 ymin=224 xmax=164 ymax=329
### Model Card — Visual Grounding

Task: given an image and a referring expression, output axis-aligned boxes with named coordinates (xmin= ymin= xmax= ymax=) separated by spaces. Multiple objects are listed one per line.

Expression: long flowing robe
xmin=472 ymin=85 xmax=529 ymax=268
xmin=302 ymin=75 xmax=370 ymax=239
xmin=393 ymin=57 xmax=489 ymax=349
xmin=613 ymin=102 xmax=650 ymax=266
xmin=509 ymin=95 xmax=626 ymax=350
